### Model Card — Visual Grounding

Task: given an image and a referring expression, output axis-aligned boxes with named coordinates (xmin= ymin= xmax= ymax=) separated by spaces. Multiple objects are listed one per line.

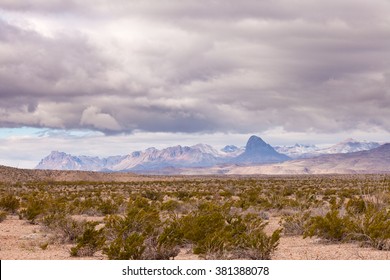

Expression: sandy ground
xmin=1 ymin=215 xmax=389 ymax=260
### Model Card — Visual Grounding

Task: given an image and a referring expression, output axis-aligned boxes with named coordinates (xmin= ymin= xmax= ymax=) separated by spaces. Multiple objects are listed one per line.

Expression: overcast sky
xmin=0 ymin=0 xmax=389 ymax=168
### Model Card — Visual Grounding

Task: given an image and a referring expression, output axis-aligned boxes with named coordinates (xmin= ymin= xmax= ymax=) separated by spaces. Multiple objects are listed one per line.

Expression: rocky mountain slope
xmin=35 ymin=136 xmax=289 ymax=171
xmin=226 ymin=143 xmax=390 ymax=175
xmin=235 ymin=135 xmax=290 ymax=163
xmin=274 ymin=139 xmax=381 ymax=159
xmin=34 ymin=136 xmax=386 ymax=174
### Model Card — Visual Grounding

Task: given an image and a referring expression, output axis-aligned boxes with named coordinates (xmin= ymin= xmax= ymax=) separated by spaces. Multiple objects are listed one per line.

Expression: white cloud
xmin=80 ymin=106 xmax=121 ymax=131
xmin=0 ymin=0 xmax=389 ymax=136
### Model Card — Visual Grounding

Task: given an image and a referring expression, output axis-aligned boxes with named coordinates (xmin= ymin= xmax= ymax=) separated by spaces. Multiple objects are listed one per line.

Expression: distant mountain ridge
xmin=36 ymin=135 xmax=288 ymax=172
xmin=226 ymin=143 xmax=390 ymax=175
xmin=35 ymin=136 xmax=385 ymax=173
xmin=274 ymin=138 xmax=381 ymax=159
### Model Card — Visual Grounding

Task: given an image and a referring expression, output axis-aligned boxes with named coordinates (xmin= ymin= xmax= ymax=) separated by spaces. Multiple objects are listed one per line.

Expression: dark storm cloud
xmin=0 ymin=0 xmax=389 ymax=134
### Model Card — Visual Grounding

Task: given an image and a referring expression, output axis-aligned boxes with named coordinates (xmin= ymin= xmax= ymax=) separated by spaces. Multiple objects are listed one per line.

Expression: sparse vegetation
xmin=0 ymin=193 xmax=20 ymax=214
xmin=0 ymin=174 xmax=389 ymax=259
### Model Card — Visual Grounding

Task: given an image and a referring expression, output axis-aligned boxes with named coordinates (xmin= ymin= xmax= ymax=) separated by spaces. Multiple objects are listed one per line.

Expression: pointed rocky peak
xmin=245 ymin=135 xmax=271 ymax=153
xmin=234 ymin=135 xmax=290 ymax=164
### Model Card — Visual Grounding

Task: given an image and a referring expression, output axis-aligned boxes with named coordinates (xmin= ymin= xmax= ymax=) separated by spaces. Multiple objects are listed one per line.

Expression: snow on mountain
xmin=274 ymin=144 xmax=319 ymax=159
xmin=36 ymin=151 xmax=115 ymax=171
xmin=36 ymin=144 xmax=227 ymax=172
xmin=220 ymin=145 xmax=245 ymax=157
xmin=319 ymin=138 xmax=381 ymax=154
xmin=274 ymin=139 xmax=381 ymax=159
xmin=35 ymin=137 xmax=383 ymax=172
xmin=227 ymin=143 xmax=390 ymax=175
xmin=112 ymin=144 xmax=222 ymax=171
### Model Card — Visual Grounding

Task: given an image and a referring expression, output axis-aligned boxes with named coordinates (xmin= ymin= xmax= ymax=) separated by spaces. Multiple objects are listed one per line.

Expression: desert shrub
xmin=175 ymin=204 xmax=232 ymax=257
xmin=161 ymin=200 xmax=180 ymax=212
xmin=193 ymin=230 xmax=231 ymax=259
xmin=304 ymin=200 xmax=390 ymax=250
xmin=98 ymin=199 xmax=119 ymax=215
xmin=20 ymin=196 xmax=48 ymax=224
xmin=142 ymin=190 xmax=163 ymax=201
xmin=233 ymin=214 xmax=281 ymax=260
xmin=158 ymin=217 xmax=185 ymax=247
xmin=70 ymin=222 xmax=105 ymax=257
xmin=42 ymin=213 xmax=65 ymax=229
xmin=45 ymin=214 xmax=90 ymax=243
xmin=304 ymin=209 xmax=350 ymax=242
xmin=104 ymin=232 xmax=146 ymax=260
xmin=280 ymin=211 xmax=311 ymax=236
xmin=143 ymin=232 xmax=181 ymax=260
xmin=181 ymin=210 xmax=226 ymax=245
xmin=103 ymin=198 xmax=179 ymax=260
xmin=0 ymin=193 xmax=20 ymax=213
xmin=165 ymin=203 xmax=280 ymax=259
xmin=240 ymin=188 xmax=272 ymax=209
xmin=346 ymin=197 xmax=367 ymax=215
xmin=237 ymin=228 xmax=281 ymax=260
xmin=176 ymin=191 xmax=191 ymax=201
xmin=347 ymin=204 xmax=390 ymax=250
xmin=0 ymin=210 xmax=7 ymax=222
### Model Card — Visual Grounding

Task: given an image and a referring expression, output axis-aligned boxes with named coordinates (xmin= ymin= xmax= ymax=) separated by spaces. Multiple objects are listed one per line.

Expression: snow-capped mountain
xmin=319 ymin=138 xmax=381 ymax=154
xmin=36 ymin=151 xmax=124 ymax=171
xmin=36 ymin=143 xmax=233 ymax=172
xmin=35 ymin=136 xmax=289 ymax=171
xmin=35 ymin=137 xmax=383 ymax=172
xmin=274 ymin=139 xmax=381 ymax=159
xmin=274 ymin=144 xmax=320 ymax=159
xmin=111 ymin=144 xmax=224 ymax=171
xmin=227 ymin=143 xmax=390 ymax=175
xmin=220 ymin=145 xmax=245 ymax=157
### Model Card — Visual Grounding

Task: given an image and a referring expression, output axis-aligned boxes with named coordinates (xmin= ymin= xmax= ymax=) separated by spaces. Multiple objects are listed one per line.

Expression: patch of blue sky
xmin=0 ymin=127 xmax=102 ymax=139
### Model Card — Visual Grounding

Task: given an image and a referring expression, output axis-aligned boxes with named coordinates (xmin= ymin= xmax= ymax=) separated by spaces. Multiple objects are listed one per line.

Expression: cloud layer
xmin=1 ymin=0 xmax=389 ymax=135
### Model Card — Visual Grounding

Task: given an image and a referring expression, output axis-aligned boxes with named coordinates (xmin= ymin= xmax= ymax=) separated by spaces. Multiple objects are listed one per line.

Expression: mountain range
xmin=36 ymin=135 xmax=288 ymax=172
xmin=224 ymin=143 xmax=390 ymax=175
xmin=35 ymin=136 xmax=387 ymax=174
xmin=273 ymin=138 xmax=381 ymax=159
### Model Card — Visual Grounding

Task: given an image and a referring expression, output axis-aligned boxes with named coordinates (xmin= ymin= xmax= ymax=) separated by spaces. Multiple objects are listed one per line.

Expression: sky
xmin=0 ymin=0 xmax=389 ymax=168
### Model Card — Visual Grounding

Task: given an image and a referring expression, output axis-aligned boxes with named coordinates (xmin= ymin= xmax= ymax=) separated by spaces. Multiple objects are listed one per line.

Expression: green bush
xmin=103 ymin=199 xmax=179 ymax=260
xmin=348 ymin=204 xmax=390 ymax=250
xmin=70 ymin=222 xmax=105 ymax=257
xmin=161 ymin=200 xmax=180 ymax=212
xmin=20 ymin=196 xmax=47 ymax=224
xmin=0 ymin=194 xmax=20 ymax=213
xmin=346 ymin=198 xmax=367 ymax=215
xmin=304 ymin=209 xmax=350 ymax=242
xmin=98 ymin=199 xmax=119 ymax=215
xmin=104 ymin=232 xmax=145 ymax=260
xmin=163 ymin=203 xmax=281 ymax=259
xmin=304 ymin=201 xmax=390 ymax=250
